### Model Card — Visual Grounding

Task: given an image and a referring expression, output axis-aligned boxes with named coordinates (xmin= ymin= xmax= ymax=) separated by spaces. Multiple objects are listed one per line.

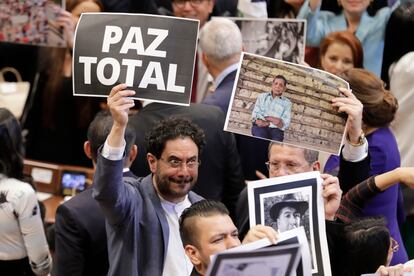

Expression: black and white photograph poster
xmin=229 ymin=17 xmax=306 ymax=64
xmin=206 ymin=244 xmax=302 ymax=276
xmin=247 ymin=171 xmax=331 ymax=276
xmin=224 ymin=227 xmax=312 ymax=276
xmin=72 ymin=13 xmax=199 ymax=106
xmin=224 ymin=52 xmax=349 ymax=155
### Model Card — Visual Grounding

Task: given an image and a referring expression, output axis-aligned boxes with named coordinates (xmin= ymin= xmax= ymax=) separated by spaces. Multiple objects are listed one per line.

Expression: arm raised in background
xmin=296 ymin=0 xmax=332 ymax=46
xmin=337 ymin=167 xmax=414 ymax=222
xmin=334 ymin=88 xmax=371 ymax=193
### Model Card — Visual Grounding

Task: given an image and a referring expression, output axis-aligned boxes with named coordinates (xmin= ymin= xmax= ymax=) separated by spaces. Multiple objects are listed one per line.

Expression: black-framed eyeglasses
xmin=172 ymin=0 xmax=207 ymax=8
xmin=159 ymin=158 xmax=201 ymax=170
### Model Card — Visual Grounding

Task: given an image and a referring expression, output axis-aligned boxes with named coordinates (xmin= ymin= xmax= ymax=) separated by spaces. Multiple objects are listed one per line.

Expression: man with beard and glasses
xmin=93 ymin=83 xmax=205 ymax=276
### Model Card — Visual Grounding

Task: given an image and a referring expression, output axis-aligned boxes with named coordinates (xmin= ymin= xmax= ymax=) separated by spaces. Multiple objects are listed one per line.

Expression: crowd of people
xmin=1 ymin=0 xmax=414 ymax=275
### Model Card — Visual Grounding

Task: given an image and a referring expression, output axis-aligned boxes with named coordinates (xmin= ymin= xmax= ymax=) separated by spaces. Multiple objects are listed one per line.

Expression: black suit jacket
xmin=202 ymin=69 xmax=270 ymax=181
xmin=52 ymin=170 xmax=137 ymax=276
xmin=128 ymin=103 xmax=245 ymax=218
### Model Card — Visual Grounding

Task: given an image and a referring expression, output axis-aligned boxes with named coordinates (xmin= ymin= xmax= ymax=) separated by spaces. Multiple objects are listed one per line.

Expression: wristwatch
xmin=346 ymin=131 xmax=366 ymax=146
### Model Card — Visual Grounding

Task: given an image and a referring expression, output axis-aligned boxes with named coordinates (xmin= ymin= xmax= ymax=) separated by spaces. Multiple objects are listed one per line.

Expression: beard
xmin=155 ymin=172 xmax=197 ymax=200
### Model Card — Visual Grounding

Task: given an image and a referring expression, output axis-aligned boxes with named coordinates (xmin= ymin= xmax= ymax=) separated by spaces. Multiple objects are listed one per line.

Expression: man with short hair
xmin=93 ymin=84 xmax=206 ymax=276
xmin=180 ymin=199 xmax=278 ymax=276
xmin=251 ymin=74 xmax=292 ymax=141
xmin=200 ymin=17 xmax=242 ymax=112
xmin=128 ymin=100 xmax=244 ymax=220
xmin=53 ymin=111 xmax=138 ymax=276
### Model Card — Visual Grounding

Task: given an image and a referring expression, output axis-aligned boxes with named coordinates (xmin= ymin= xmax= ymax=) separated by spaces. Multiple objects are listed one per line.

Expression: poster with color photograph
xmin=224 ymin=52 xmax=349 ymax=155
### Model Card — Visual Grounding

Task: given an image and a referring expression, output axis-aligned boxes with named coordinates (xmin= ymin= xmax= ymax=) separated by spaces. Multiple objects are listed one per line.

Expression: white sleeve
xmin=14 ymin=185 xmax=51 ymax=275
xmin=342 ymin=139 xmax=369 ymax=162
xmin=101 ymin=138 xmax=125 ymax=161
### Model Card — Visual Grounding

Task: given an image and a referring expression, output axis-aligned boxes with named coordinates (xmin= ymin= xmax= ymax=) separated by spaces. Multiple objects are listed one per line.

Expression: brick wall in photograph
xmin=227 ymin=54 xmax=347 ymax=154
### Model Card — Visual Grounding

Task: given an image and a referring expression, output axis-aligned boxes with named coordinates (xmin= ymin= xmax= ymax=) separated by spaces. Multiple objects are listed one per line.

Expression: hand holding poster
xmin=247 ymin=171 xmax=331 ymax=276
xmin=206 ymin=243 xmax=302 ymax=276
xmin=224 ymin=52 xmax=349 ymax=155
xmin=73 ymin=13 xmax=199 ymax=105
xmin=223 ymin=227 xmax=313 ymax=276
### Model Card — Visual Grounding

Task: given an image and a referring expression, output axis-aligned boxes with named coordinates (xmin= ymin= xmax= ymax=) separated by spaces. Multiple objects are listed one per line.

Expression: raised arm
xmin=297 ymin=0 xmax=331 ymax=46
xmin=93 ymin=84 xmax=138 ymax=226
xmin=106 ymin=83 xmax=135 ymax=147
xmin=308 ymin=0 xmax=321 ymax=12
xmin=375 ymin=167 xmax=414 ymax=191
xmin=333 ymin=88 xmax=371 ymax=192
xmin=337 ymin=167 xmax=414 ymax=222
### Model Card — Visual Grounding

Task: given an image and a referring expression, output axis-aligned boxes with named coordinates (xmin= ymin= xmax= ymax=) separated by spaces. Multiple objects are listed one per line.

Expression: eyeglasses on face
xmin=172 ymin=0 xmax=207 ymax=8
xmin=159 ymin=157 xmax=201 ymax=170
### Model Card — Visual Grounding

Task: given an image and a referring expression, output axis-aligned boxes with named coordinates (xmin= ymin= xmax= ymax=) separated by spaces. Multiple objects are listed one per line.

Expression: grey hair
xmin=199 ymin=18 xmax=242 ymax=62
xmin=268 ymin=142 xmax=318 ymax=165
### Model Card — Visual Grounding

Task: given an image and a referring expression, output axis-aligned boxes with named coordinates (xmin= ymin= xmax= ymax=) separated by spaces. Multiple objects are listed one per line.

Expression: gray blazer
xmin=93 ymin=154 xmax=203 ymax=276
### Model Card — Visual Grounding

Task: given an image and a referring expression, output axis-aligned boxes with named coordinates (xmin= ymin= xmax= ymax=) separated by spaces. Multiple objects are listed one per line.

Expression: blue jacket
xmin=297 ymin=0 xmax=397 ymax=76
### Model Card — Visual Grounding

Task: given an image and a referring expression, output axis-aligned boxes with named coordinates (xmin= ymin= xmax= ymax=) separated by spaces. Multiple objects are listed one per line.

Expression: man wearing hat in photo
xmin=269 ymin=193 xmax=308 ymax=232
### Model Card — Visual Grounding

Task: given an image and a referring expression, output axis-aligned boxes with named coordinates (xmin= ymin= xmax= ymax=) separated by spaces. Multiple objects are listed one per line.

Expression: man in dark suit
xmin=128 ymin=102 xmax=245 ymax=219
xmin=93 ymin=84 xmax=209 ymax=276
xmin=199 ymin=18 xmax=241 ymax=113
xmin=52 ymin=111 xmax=138 ymax=276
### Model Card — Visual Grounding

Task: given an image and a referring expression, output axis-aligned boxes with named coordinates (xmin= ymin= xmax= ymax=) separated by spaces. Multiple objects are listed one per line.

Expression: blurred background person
xmin=319 ymin=31 xmax=364 ymax=76
xmin=268 ymin=0 xmax=306 ymax=18
xmin=297 ymin=0 xmax=403 ymax=76
xmin=53 ymin=111 xmax=138 ymax=276
xmin=0 ymin=108 xmax=51 ymax=276
xmin=23 ymin=0 xmax=104 ymax=167
xmin=324 ymin=68 xmax=406 ymax=265
xmin=381 ymin=1 xmax=414 ymax=260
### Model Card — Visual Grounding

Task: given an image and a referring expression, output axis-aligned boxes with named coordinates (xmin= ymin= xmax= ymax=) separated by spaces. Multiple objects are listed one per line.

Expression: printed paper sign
xmin=72 ymin=13 xmax=199 ymax=106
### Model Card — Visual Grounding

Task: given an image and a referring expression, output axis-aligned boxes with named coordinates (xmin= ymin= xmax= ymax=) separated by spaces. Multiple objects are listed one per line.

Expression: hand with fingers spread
xmin=106 ymin=84 xmax=135 ymax=147
xmin=242 ymin=224 xmax=278 ymax=245
xmin=332 ymin=87 xmax=364 ymax=143
xmin=321 ymin=174 xmax=342 ymax=220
